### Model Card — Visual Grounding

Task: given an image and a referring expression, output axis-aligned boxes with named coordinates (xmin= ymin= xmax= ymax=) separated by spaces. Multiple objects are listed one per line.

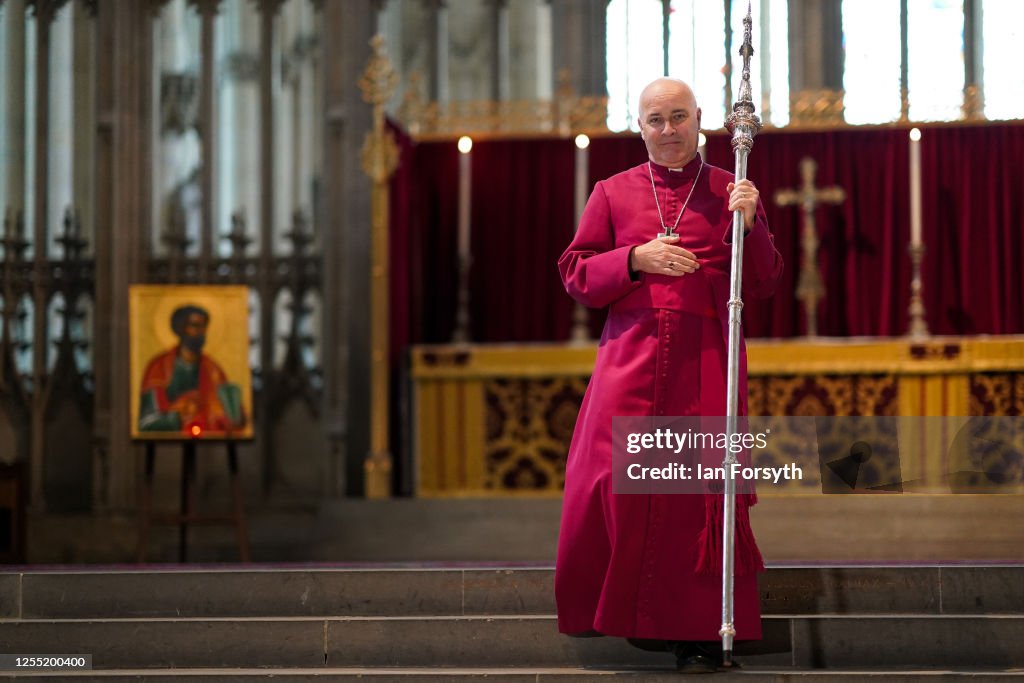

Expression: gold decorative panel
xmin=748 ymin=375 xmax=898 ymax=417
xmin=970 ymin=373 xmax=1024 ymax=416
xmin=482 ymin=377 xmax=588 ymax=492
xmin=411 ymin=337 xmax=1024 ymax=496
xmin=789 ymin=88 xmax=846 ymax=127
xmin=397 ymin=71 xmax=609 ymax=140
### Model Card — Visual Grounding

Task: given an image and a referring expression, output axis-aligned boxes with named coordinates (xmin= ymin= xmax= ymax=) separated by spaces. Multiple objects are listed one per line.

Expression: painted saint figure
xmin=138 ymin=304 xmax=246 ymax=434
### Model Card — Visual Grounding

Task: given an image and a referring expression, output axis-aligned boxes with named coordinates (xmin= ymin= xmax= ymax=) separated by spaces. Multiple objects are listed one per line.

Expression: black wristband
xmin=627 ymin=246 xmax=641 ymax=282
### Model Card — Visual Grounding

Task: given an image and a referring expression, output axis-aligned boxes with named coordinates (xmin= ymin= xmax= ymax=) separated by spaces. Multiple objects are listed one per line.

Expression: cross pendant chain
xmin=649 ymin=160 xmax=704 ymax=239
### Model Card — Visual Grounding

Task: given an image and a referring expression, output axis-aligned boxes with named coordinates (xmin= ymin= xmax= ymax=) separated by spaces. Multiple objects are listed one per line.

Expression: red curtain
xmin=920 ymin=125 xmax=1024 ymax=335
xmin=389 ymin=130 xmax=459 ymax=352
xmin=704 ymin=127 xmax=913 ymax=338
xmin=468 ymin=138 xmax=577 ymax=341
xmin=391 ymin=122 xmax=1024 ymax=346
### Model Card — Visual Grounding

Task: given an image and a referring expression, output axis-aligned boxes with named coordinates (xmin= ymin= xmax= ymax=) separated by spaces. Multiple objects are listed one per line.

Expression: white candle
xmin=698 ymin=132 xmax=707 ymax=161
xmin=457 ymin=136 xmax=472 ymax=258
xmin=909 ymin=127 xmax=922 ymax=247
xmin=574 ymin=134 xmax=590 ymax=227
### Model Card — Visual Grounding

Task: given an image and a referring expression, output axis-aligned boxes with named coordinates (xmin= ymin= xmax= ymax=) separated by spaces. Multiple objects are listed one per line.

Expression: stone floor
xmin=18 ymin=493 xmax=1024 ymax=565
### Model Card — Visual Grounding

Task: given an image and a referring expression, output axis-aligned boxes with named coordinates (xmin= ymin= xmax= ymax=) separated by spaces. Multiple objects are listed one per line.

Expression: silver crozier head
xmin=725 ymin=1 xmax=762 ymax=153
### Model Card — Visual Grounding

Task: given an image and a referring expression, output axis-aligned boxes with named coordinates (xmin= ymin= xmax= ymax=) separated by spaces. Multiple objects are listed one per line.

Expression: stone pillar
xmin=30 ymin=0 xmax=54 ymax=510
xmin=321 ymin=0 xmax=376 ymax=496
xmin=256 ymin=0 xmax=282 ymax=494
xmin=309 ymin=4 xmax=322 ymax=223
xmin=216 ymin=0 xmax=260 ymax=257
xmin=962 ymin=0 xmax=984 ymax=119
xmin=195 ymin=0 xmax=220 ymax=273
xmin=899 ymin=0 xmax=908 ymax=120
xmin=488 ymin=0 xmax=509 ymax=101
xmin=505 ymin=0 xmax=551 ymax=100
xmin=93 ymin=0 xmax=153 ymax=510
xmin=423 ymin=0 xmax=449 ymax=103
xmin=787 ymin=0 xmax=844 ymax=124
xmin=289 ymin=20 xmax=303 ymax=216
xmin=533 ymin=0 xmax=552 ymax=99
xmin=759 ymin=0 xmax=772 ymax=122
xmin=549 ymin=0 xmax=606 ymax=97
xmin=284 ymin=1 xmax=316 ymax=217
xmin=47 ymin=6 xmax=73 ymax=257
xmin=6 ymin=0 xmax=26 ymax=218
xmin=72 ymin=0 xmax=96 ymax=255
xmin=274 ymin=1 xmax=293 ymax=242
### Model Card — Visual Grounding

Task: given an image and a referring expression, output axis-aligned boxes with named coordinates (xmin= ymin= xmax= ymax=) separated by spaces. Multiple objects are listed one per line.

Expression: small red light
xmin=190 ymin=425 xmax=202 ymax=437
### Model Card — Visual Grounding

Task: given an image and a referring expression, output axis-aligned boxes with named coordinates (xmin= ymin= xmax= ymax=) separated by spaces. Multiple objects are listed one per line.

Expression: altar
xmin=411 ymin=336 xmax=1024 ymax=497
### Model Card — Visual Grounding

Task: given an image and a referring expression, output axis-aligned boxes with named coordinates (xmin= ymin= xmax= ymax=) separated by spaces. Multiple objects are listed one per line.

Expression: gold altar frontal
xmin=411 ymin=336 xmax=1024 ymax=497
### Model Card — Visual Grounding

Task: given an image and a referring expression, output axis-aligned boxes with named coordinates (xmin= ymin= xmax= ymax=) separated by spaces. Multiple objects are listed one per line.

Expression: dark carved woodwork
xmin=0 ymin=207 xmax=95 ymax=480
xmin=45 ymin=208 xmax=94 ymax=423
xmin=0 ymin=213 xmax=33 ymax=465
xmin=266 ymin=211 xmax=322 ymax=420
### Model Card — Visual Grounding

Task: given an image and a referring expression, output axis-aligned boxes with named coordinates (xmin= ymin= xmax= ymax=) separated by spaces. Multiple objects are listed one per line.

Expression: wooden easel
xmin=135 ymin=439 xmax=251 ymax=563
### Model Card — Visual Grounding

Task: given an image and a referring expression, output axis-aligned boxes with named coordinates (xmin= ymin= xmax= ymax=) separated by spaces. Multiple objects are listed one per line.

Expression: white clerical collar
xmin=669 ymin=167 xmax=684 ymax=172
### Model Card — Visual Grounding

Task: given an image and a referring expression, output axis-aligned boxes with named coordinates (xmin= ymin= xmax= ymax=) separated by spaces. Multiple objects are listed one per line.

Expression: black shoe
xmin=676 ymin=654 xmax=718 ymax=674
xmin=669 ymin=642 xmax=720 ymax=674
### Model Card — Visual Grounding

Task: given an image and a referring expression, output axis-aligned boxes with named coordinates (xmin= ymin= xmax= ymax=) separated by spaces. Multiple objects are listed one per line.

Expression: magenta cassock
xmin=555 ymin=155 xmax=784 ymax=641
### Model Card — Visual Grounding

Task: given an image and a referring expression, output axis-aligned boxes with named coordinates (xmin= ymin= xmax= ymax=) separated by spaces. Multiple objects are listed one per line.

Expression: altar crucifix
xmin=774 ymin=157 xmax=846 ymax=337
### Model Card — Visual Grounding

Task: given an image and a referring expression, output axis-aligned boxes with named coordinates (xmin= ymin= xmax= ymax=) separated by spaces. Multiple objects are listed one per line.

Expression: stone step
xmin=3 ymin=667 xmax=1024 ymax=681
xmin=3 ymin=565 xmax=1021 ymax=619
xmin=7 ymin=667 xmax=1024 ymax=681
xmin=30 ymin=496 xmax=1024 ymax=565
xmin=1 ymin=615 xmax=1023 ymax=670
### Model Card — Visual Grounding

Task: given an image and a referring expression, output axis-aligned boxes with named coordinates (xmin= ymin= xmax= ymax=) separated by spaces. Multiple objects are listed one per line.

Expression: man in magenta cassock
xmin=555 ymin=78 xmax=784 ymax=672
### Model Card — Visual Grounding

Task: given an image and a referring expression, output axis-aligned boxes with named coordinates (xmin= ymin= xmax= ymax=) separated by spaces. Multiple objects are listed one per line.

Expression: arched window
xmin=908 ymin=0 xmax=964 ymax=122
xmin=983 ymin=0 xmax=1024 ymax=120
xmin=844 ymin=0 xmax=1006 ymax=124
xmin=842 ymin=0 xmax=902 ymax=124
xmin=607 ymin=0 xmax=788 ymax=133
xmin=152 ymin=0 xmax=203 ymax=257
xmin=606 ymin=0 xmax=665 ymax=132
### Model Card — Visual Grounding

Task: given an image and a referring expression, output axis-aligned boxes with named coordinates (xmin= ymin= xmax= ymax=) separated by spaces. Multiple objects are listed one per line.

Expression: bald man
xmin=555 ymin=78 xmax=783 ymax=672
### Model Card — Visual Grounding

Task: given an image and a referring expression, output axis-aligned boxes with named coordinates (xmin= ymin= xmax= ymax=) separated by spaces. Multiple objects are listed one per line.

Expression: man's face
xmin=180 ymin=312 xmax=208 ymax=353
xmin=639 ymin=81 xmax=702 ymax=168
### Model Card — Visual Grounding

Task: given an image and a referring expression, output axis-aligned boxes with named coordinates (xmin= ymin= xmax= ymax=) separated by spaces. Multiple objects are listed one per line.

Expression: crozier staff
xmin=554 ymin=77 xmax=783 ymax=673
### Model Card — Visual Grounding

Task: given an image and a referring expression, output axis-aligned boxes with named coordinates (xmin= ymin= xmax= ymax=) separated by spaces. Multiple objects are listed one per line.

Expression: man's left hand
xmin=727 ymin=179 xmax=759 ymax=229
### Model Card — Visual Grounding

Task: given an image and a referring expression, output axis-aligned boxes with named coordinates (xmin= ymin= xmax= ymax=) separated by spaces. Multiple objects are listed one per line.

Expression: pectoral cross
xmin=774 ymin=157 xmax=846 ymax=337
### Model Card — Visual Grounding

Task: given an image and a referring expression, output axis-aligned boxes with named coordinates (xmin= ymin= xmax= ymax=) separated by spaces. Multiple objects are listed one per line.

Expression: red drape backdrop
xmin=389 ymin=122 xmax=1024 ymax=352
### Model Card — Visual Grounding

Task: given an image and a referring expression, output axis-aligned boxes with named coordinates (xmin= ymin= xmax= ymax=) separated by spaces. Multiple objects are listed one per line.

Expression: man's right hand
xmin=630 ymin=234 xmax=701 ymax=277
